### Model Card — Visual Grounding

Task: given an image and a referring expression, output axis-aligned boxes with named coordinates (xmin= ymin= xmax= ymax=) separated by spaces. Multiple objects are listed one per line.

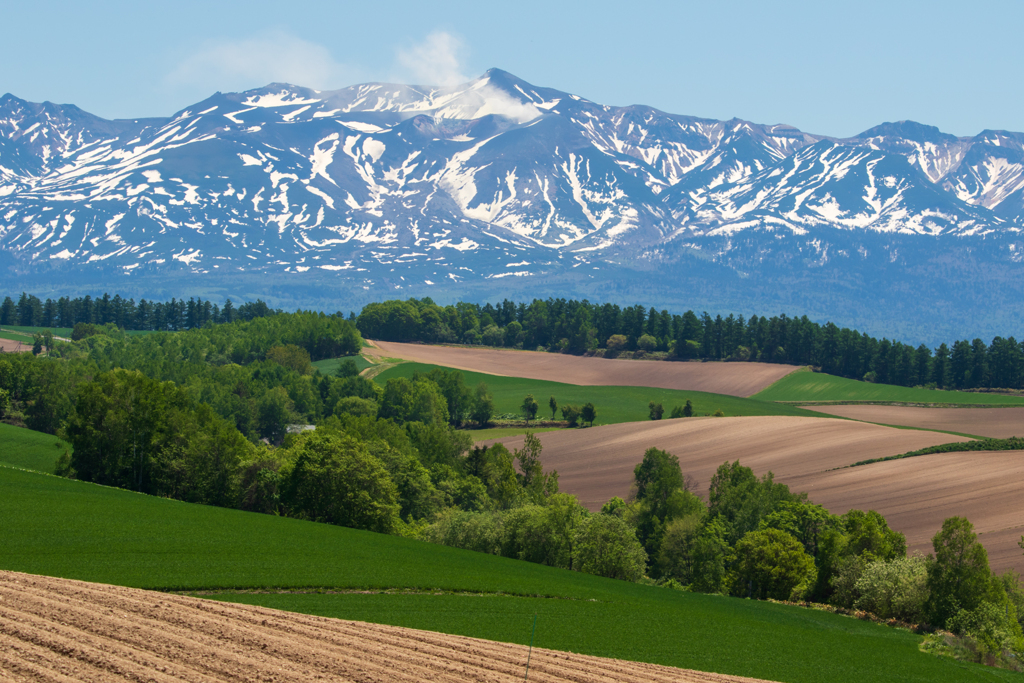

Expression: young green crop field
xmin=754 ymin=369 xmax=1024 ymax=405
xmin=0 ymin=422 xmax=68 ymax=472
xmin=0 ymin=330 xmax=36 ymax=344
xmin=375 ymin=362 xmax=824 ymax=426
xmin=0 ymin=450 xmax=1011 ymax=683
xmin=0 ymin=325 xmax=73 ymax=337
xmin=311 ymin=354 xmax=374 ymax=375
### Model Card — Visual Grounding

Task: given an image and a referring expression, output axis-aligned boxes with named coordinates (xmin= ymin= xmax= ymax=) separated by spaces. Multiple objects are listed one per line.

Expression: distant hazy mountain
xmin=2 ymin=69 xmax=1022 ymax=344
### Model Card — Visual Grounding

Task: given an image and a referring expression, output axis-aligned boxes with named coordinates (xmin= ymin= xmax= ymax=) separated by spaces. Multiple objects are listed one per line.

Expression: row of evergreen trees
xmin=0 ymin=292 xmax=279 ymax=331
xmin=357 ymin=298 xmax=1024 ymax=391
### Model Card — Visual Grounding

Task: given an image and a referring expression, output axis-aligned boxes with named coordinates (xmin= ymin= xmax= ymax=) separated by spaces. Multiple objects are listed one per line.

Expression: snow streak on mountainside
xmin=1 ymin=68 xmax=1023 ymax=335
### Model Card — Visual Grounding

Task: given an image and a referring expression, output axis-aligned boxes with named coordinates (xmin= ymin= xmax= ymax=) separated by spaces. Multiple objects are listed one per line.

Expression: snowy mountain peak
xmin=1 ymin=70 xmax=1024 ymax=339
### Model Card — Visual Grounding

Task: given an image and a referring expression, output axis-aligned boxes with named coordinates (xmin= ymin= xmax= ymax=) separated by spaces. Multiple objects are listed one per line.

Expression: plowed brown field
xmin=368 ymin=341 xmax=799 ymax=397
xmin=806 ymin=404 xmax=1024 ymax=439
xmin=484 ymin=416 xmax=970 ymax=510
xmin=787 ymin=452 xmax=1024 ymax=572
xmin=0 ymin=571 xmax=775 ymax=683
xmin=0 ymin=338 xmax=29 ymax=353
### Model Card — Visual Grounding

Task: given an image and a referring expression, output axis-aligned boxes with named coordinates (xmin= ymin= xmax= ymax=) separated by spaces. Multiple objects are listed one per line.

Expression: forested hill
xmin=357 ymin=298 xmax=1024 ymax=392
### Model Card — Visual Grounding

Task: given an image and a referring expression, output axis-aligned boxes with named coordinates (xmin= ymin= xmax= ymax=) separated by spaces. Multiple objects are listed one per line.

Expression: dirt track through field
xmin=805 ymin=404 xmax=1024 ymax=439
xmin=788 ymin=452 xmax=1024 ymax=572
xmin=484 ymin=416 xmax=970 ymax=511
xmin=0 ymin=571 xmax=775 ymax=683
xmin=368 ymin=341 xmax=799 ymax=397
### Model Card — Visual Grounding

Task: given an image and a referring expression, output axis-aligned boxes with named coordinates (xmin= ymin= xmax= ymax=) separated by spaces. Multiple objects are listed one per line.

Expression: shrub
xmin=561 ymin=404 xmax=581 ymax=427
xmin=854 ymin=555 xmax=929 ymax=622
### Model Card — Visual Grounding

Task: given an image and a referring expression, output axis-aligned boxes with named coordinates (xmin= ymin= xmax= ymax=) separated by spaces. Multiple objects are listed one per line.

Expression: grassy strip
xmin=0 ymin=423 xmax=69 ymax=473
xmin=847 ymin=437 xmax=1024 ymax=468
xmin=375 ymin=362 xmax=824 ymax=426
xmin=0 ymin=325 xmax=73 ymax=337
xmin=0 ymin=462 xmax=1008 ymax=682
xmin=0 ymin=332 xmax=34 ymax=344
xmin=461 ymin=426 xmax=562 ymax=442
xmin=311 ymin=354 xmax=374 ymax=375
xmin=753 ymin=371 xmax=1024 ymax=406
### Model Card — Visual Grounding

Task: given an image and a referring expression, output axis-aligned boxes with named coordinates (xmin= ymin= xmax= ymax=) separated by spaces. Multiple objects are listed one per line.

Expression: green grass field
xmin=376 ymin=362 xmax=824 ymax=425
xmin=0 ymin=457 xmax=1011 ymax=682
xmin=312 ymin=354 xmax=374 ymax=375
xmin=0 ymin=325 xmax=73 ymax=337
xmin=462 ymin=426 xmax=562 ymax=442
xmin=754 ymin=369 xmax=1024 ymax=405
xmin=0 ymin=330 xmax=35 ymax=344
xmin=0 ymin=423 xmax=68 ymax=472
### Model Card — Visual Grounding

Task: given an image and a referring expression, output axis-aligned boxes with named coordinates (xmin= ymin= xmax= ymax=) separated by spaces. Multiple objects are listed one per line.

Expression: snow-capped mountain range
xmin=2 ymin=69 xmax=1023 ymax=342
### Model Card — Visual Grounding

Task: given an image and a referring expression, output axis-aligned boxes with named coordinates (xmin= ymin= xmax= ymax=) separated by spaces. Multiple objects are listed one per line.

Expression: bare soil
xmin=367 ymin=341 xmax=799 ymax=397
xmin=788 ymin=452 xmax=1024 ymax=572
xmin=484 ymin=416 xmax=969 ymax=511
xmin=0 ymin=571 xmax=775 ymax=683
xmin=0 ymin=337 xmax=30 ymax=353
xmin=805 ymin=404 xmax=1024 ymax=439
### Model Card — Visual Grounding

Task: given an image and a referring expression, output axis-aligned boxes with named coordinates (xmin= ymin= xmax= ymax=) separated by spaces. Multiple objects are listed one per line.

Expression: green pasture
xmin=375 ymin=362 xmax=823 ymax=425
xmin=312 ymin=354 xmax=374 ymax=375
xmin=0 ymin=325 xmax=73 ymax=337
xmin=0 ymin=460 xmax=1010 ymax=682
xmin=754 ymin=369 xmax=1024 ymax=405
xmin=0 ymin=331 xmax=35 ymax=344
xmin=0 ymin=423 xmax=68 ymax=472
xmin=462 ymin=426 xmax=562 ymax=442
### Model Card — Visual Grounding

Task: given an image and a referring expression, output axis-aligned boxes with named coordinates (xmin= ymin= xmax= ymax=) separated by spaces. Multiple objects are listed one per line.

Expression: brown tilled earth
xmin=367 ymin=341 xmax=799 ymax=397
xmin=0 ymin=337 xmax=30 ymax=353
xmin=0 ymin=571 xmax=776 ymax=683
xmin=787 ymin=452 xmax=1024 ymax=573
xmin=805 ymin=404 xmax=1024 ymax=439
xmin=484 ymin=416 xmax=970 ymax=511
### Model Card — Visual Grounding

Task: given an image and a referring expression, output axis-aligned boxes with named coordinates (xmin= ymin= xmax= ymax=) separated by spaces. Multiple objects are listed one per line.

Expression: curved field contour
xmin=0 ymin=571 xmax=775 ymax=683
xmin=368 ymin=341 xmax=800 ymax=397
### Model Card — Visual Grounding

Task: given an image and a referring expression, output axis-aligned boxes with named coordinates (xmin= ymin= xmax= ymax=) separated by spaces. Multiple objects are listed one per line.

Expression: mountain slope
xmin=1 ymin=69 xmax=1023 ymax=343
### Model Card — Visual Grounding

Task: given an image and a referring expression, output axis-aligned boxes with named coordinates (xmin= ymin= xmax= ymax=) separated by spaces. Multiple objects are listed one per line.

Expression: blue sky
xmin=2 ymin=0 xmax=1021 ymax=138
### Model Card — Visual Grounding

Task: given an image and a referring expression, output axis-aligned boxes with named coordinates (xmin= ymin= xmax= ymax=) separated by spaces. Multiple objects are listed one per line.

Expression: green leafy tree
xmin=471 ymin=382 xmax=494 ymax=427
xmin=561 ymin=404 xmax=581 ymax=427
xmin=0 ymin=387 xmax=10 ymax=419
xmin=282 ymin=432 xmax=400 ymax=533
xmin=927 ymin=516 xmax=993 ymax=626
xmin=31 ymin=334 xmax=43 ymax=356
xmin=648 ymin=401 xmax=664 ymax=420
xmin=521 ymin=394 xmax=538 ymax=424
xmin=691 ymin=517 xmax=730 ymax=593
xmin=708 ymin=460 xmax=803 ymax=544
xmin=573 ymin=513 xmax=649 ymax=581
xmin=683 ymin=400 xmax=694 ymax=417
xmin=605 ymin=334 xmax=628 ymax=355
xmin=727 ymin=528 xmax=817 ymax=600
xmin=266 ymin=344 xmax=313 ymax=375
xmin=378 ymin=377 xmax=450 ymax=425
xmin=581 ymin=402 xmax=597 ymax=427
xmin=637 ymin=334 xmax=658 ymax=352
xmin=657 ymin=513 xmax=704 ymax=582
xmin=549 ymin=395 xmax=558 ymax=419
xmin=335 ymin=359 xmax=360 ymax=378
